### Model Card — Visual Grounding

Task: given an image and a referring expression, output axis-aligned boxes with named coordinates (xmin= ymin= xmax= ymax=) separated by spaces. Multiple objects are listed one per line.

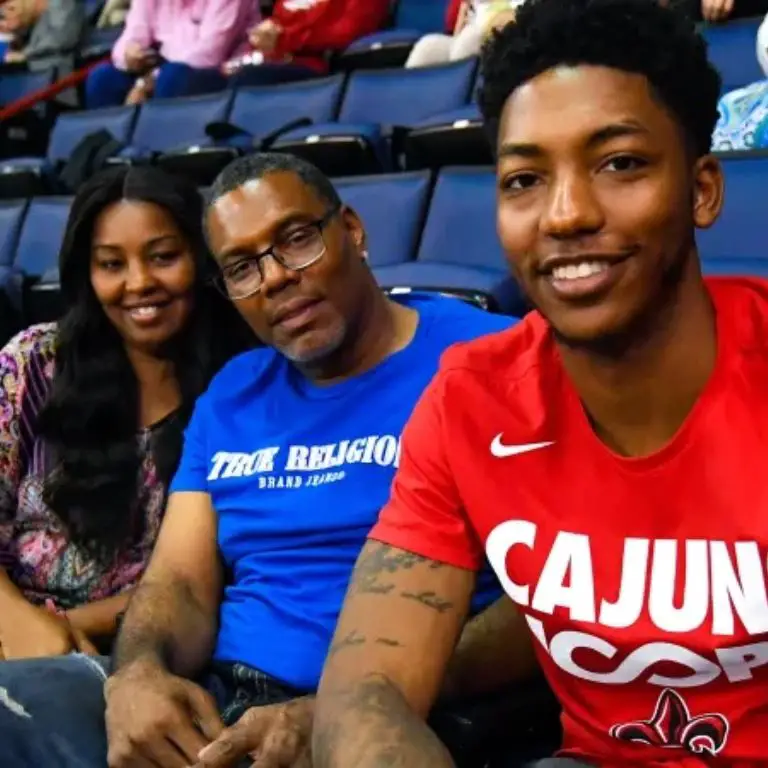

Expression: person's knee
xmin=406 ymin=34 xmax=453 ymax=67
xmin=86 ymin=62 xmax=132 ymax=108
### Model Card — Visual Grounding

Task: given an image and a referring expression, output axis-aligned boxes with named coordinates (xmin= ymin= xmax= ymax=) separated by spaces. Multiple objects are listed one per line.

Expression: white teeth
xmin=551 ymin=261 xmax=609 ymax=281
xmin=130 ymin=306 xmax=160 ymax=317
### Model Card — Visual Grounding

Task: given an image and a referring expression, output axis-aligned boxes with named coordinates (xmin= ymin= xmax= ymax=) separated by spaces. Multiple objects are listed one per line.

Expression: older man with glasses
xmin=0 ymin=154 xmax=534 ymax=768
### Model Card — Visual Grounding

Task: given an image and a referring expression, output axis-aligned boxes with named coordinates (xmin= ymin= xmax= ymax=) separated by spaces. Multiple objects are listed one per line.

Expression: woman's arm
xmin=66 ymin=591 xmax=133 ymax=640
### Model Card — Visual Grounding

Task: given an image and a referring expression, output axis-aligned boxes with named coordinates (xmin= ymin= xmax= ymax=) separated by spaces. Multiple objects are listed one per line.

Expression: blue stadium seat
xmin=374 ymin=166 xmax=527 ymax=315
xmin=697 ymin=150 xmax=766 ymax=262
xmin=0 ymin=69 xmax=57 ymax=160
xmin=77 ymin=24 xmax=125 ymax=66
xmin=341 ymin=0 xmax=449 ymax=69
xmin=116 ymin=90 xmax=233 ymax=164
xmin=157 ymin=75 xmax=345 ymax=186
xmin=0 ymin=200 xmax=27 ymax=268
xmin=0 ymin=68 xmax=55 ymax=108
xmin=272 ymin=59 xmax=477 ymax=176
xmin=702 ymin=17 xmax=764 ymax=93
xmin=0 ymin=199 xmax=28 ymax=343
xmin=405 ymin=103 xmax=491 ymax=169
xmin=0 ymin=105 xmax=137 ymax=198
xmin=701 ymin=256 xmax=768 ymax=277
xmin=332 ymin=170 xmax=432 ymax=267
xmin=0 ymin=197 xmax=70 ymax=329
xmin=16 ymin=197 xmax=72 ymax=324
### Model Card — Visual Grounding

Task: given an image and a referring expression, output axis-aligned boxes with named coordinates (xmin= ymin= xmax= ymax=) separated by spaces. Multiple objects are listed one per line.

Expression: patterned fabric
xmin=712 ymin=79 xmax=768 ymax=151
xmin=0 ymin=324 xmax=167 ymax=610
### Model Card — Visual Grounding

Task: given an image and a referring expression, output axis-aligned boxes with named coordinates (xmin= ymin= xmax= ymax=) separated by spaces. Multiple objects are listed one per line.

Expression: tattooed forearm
xmin=313 ymin=675 xmax=455 ymax=768
xmin=327 ymin=630 xmax=367 ymax=658
xmin=351 ymin=544 xmax=454 ymax=612
xmin=328 ymin=632 xmax=405 ymax=659
xmin=401 ymin=590 xmax=453 ymax=613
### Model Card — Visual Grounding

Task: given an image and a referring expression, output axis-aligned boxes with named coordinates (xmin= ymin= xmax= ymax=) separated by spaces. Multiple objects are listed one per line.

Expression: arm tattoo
xmin=351 ymin=544 xmax=454 ymax=613
xmin=328 ymin=632 xmax=405 ymax=659
xmin=400 ymin=591 xmax=453 ymax=613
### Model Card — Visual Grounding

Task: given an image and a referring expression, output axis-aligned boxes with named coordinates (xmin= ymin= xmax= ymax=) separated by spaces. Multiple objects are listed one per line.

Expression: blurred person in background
xmin=85 ymin=0 xmax=259 ymax=108
xmin=406 ymin=0 xmax=522 ymax=69
xmin=0 ymin=0 xmax=84 ymax=78
xmin=225 ymin=0 xmax=389 ymax=85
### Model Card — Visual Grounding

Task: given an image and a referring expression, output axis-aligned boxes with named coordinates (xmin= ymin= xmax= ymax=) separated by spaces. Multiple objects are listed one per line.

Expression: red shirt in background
xmin=371 ymin=277 xmax=768 ymax=766
xmin=445 ymin=0 xmax=463 ymax=32
xmin=269 ymin=0 xmax=390 ymax=72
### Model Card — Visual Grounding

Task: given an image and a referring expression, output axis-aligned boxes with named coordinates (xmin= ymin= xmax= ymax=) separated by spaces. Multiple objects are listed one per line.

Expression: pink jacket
xmin=112 ymin=0 xmax=260 ymax=70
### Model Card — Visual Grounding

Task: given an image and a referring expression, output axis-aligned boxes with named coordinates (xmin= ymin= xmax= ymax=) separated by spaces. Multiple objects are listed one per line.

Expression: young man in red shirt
xmin=312 ymin=0 xmax=768 ymax=765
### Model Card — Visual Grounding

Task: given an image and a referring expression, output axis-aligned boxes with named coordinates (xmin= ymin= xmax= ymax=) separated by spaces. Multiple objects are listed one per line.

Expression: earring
xmin=361 ymin=249 xmax=369 ymax=260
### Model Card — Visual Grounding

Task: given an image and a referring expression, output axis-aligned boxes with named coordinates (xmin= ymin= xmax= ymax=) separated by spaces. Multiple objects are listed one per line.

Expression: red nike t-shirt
xmin=370 ymin=277 xmax=768 ymax=767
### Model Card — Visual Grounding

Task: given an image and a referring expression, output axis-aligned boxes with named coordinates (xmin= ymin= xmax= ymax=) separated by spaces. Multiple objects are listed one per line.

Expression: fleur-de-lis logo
xmin=610 ymin=688 xmax=729 ymax=756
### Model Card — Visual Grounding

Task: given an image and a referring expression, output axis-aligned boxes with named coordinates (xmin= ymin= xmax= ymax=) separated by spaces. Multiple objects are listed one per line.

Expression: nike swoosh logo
xmin=490 ymin=434 xmax=555 ymax=458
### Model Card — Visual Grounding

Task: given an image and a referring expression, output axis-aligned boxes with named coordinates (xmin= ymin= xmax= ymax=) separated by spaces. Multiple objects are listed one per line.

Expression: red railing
xmin=0 ymin=57 xmax=108 ymax=122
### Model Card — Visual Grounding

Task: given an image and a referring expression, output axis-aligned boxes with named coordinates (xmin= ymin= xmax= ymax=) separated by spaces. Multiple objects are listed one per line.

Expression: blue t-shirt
xmin=171 ymin=294 xmax=515 ymax=690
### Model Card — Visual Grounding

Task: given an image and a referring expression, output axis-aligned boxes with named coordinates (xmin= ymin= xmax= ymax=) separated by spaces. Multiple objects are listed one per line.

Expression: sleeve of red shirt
xmin=275 ymin=0 xmax=390 ymax=55
xmin=369 ymin=371 xmax=484 ymax=571
xmin=445 ymin=0 xmax=463 ymax=33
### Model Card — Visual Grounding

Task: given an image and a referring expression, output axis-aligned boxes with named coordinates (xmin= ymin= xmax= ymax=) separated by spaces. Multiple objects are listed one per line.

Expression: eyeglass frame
xmin=211 ymin=204 xmax=342 ymax=301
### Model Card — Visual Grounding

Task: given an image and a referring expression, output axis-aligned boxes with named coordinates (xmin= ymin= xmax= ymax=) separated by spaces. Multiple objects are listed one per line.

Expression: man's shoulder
xmin=410 ymin=293 xmax=517 ymax=346
xmin=200 ymin=345 xmax=283 ymax=404
xmin=438 ymin=310 xmax=552 ymax=385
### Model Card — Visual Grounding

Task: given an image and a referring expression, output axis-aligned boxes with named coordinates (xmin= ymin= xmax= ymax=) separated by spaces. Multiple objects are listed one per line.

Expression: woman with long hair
xmin=0 ymin=165 xmax=252 ymax=659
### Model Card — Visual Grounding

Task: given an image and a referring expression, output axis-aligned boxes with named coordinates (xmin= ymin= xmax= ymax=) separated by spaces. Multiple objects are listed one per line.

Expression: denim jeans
xmin=85 ymin=60 xmax=227 ymax=109
xmin=0 ymin=653 xmax=306 ymax=767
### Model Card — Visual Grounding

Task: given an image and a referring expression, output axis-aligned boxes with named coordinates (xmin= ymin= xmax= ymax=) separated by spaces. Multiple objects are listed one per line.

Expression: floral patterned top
xmin=0 ymin=324 xmax=167 ymax=609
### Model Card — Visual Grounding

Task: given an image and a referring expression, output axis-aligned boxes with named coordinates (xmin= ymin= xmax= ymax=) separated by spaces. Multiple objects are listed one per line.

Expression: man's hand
xmin=193 ymin=697 xmax=314 ymax=768
xmin=0 ymin=603 xmax=78 ymax=660
xmin=248 ymin=19 xmax=282 ymax=54
xmin=124 ymin=76 xmax=154 ymax=106
xmin=4 ymin=50 xmax=26 ymax=64
xmin=124 ymin=41 xmax=158 ymax=73
xmin=701 ymin=0 xmax=734 ymax=22
xmin=105 ymin=661 xmax=224 ymax=768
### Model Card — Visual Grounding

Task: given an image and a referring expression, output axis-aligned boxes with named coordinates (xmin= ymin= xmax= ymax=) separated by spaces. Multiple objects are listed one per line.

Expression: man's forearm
xmin=313 ymin=674 xmax=455 ymax=768
xmin=112 ymin=578 xmax=217 ymax=679
xmin=440 ymin=596 xmax=538 ymax=701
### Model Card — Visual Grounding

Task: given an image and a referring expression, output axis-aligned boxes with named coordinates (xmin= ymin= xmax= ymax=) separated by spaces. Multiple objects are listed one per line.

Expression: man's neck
xmin=558 ymin=272 xmax=717 ymax=458
xmin=303 ymin=292 xmax=418 ymax=386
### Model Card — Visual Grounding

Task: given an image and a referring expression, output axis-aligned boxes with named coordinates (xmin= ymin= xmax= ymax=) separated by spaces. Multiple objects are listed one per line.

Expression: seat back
xmin=701 ymin=256 xmax=768 ymax=278
xmin=0 ymin=200 xmax=27 ymax=267
xmin=0 ymin=68 xmax=56 ymax=107
xmin=697 ymin=150 xmax=767 ymax=264
xmin=131 ymin=91 xmax=233 ymax=153
xmin=48 ymin=105 xmax=137 ymax=163
xmin=14 ymin=197 xmax=73 ymax=280
xmin=333 ymin=170 xmax=432 ymax=267
xmin=418 ymin=166 xmax=504 ymax=270
xmin=340 ymin=59 xmax=476 ymax=126
xmin=230 ymin=75 xmax=345 ymax=141
xmin=395 ymin=0 xmax=449 ymax=33
xmin=702 ymin=17 xmax=764 ymax=92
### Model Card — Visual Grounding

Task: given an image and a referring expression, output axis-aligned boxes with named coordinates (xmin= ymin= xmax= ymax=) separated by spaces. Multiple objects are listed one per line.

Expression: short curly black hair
xmin=478 ymin=0 xmax=721 ymax=157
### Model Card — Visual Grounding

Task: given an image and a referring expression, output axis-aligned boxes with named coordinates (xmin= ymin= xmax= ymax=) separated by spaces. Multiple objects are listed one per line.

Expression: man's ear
xmin=692 ymin=154 xmax=724 ymax=231
xmin=341 ymin=205 xmax=367 ymax=258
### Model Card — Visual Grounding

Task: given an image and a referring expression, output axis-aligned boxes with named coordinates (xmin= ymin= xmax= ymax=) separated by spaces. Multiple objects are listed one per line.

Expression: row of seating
xmin=2 ymin=9 xmax=764 ymax=191
xmin=0 ymin=58 xmax=486 ymax=196
xmin=0 ymin=151 xmax=764 ymax=344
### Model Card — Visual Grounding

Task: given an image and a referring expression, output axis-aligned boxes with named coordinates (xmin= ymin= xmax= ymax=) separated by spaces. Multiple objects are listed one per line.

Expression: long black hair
xmin=37 ymin=166 xmax=254 ymax=560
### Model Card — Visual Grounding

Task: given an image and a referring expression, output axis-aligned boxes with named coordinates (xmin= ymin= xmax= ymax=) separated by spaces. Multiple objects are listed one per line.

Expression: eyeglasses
xmin=213 ymin=206 xmax=340 ymax=300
